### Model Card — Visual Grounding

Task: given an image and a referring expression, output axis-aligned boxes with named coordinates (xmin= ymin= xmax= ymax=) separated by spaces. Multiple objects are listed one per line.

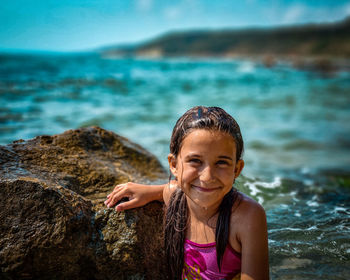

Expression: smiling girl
xmin=105 ymin=106 xmax=269 ymax=280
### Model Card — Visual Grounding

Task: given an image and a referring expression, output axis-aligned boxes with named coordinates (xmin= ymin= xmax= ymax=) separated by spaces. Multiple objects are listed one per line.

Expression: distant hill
xmin=101 ymin=17 xmax=350 ymax=58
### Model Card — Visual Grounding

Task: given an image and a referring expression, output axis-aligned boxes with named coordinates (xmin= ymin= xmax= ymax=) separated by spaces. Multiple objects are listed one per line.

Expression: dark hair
xmin=164 ymin=106 xmax=244 ymax=279
xmin=170 ymin=106 xmax=243 ymax=161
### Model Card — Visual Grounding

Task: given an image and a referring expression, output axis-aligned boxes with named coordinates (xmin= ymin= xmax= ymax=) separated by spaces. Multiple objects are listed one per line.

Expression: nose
xmin=199 ymin=164 xmax=215 ymax=183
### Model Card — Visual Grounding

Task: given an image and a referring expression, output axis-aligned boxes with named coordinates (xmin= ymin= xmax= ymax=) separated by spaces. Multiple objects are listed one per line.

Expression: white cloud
xmin=304 ymin=3 xmax=350 ymax=23
xmin=162 ymin=0 xmax=201 ymax=21
xmin=164 ymin=6 xmax=182 ymax=20
xmin=136 ymin=0 xmax=153 ymax=12
xmin=281 ymin=2 xmax=350 ymax=25
xmin=345 ymin=3 xmax=350 ymax=16
xmin=282 ymin=4 xmax=305 ymax=24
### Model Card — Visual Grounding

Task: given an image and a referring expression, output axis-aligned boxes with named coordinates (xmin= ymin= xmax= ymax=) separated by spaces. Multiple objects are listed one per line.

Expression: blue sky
xmin=1 ymin=0 xmax=350 ymax=52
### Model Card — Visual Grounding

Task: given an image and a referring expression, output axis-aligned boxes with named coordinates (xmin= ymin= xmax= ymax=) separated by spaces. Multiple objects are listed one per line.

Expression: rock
xmin=0 ymin=127 xmax=168 ymax=279
xmin=291 ymin=56 xmax=339 ymax=76
xmin=262 ymin=55 xmax=276 ymax=68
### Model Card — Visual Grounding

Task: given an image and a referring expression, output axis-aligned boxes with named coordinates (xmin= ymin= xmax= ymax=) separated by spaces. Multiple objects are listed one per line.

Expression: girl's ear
xmin=168 ymin=153 xmax=178 ymax=178
xmin=234 ymin=159 xmax=244 ymax=179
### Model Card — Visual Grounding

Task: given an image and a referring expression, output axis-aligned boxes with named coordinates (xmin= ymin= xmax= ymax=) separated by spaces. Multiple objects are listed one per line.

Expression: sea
xmin=1 ymin=52 xmax=349 ymax=279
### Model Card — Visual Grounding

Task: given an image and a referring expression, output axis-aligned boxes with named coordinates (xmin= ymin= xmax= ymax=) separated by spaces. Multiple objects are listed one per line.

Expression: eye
xmin=216 ymin=160 xmax=230 ymax=167
xmin=188 ymin=158 xmax=201 ymax=165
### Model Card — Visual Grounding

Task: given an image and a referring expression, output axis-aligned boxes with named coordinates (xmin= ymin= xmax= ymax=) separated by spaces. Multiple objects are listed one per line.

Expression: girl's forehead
xmin=181 ymin=129 xmax=236 ymax=147
xmin=185 ymin=128 xmax=232 ymax=139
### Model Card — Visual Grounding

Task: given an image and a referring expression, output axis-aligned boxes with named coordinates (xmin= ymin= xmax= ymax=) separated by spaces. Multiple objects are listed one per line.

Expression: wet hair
xmin=164 ymin=106 xmax=244 ymax=279
xmin=170 ymin=106 xmax=243 ymax=160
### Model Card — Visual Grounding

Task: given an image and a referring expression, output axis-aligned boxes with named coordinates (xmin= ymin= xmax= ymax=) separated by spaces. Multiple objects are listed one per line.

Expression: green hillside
xmin=102 ymin=17 xmax=350 ymax=58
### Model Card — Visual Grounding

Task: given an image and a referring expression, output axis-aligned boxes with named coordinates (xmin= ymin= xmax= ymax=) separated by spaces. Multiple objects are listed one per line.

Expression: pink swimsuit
xmin=182 ymin=239 xmax=241 ymax=280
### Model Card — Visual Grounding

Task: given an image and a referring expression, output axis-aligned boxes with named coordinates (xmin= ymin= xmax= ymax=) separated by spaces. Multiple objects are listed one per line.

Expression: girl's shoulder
xmin=231 ymin=192 xmax=267 ymax=236
xmin=230 ymin=192 xmax=269 ymax=278
xmin=163 ymin=181 xmax=178 ymax=206
xmin=233 ymin=192 xmax=265 ymax=215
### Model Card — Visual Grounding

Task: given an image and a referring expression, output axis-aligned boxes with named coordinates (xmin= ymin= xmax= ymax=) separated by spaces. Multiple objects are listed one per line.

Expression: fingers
xmin=115 ymin=199 xmax=139 ymax=211
xmin=105 ymin=183 xmax=129 ymax=208
xmin=107 ymin=183 xmax=124 ymax=198
xmin=104 ymin=182 xmax=151 ymax=211
xmin=105 ymin=192 xmax=126 ymax=208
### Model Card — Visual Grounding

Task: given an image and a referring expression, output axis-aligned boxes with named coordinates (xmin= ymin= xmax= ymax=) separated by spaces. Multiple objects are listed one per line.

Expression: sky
xmin=1 ymin=0 xmax=350 ymax=52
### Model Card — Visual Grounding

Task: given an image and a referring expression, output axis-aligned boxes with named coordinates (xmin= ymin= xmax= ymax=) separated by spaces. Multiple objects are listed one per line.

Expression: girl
xmin=105 ymin=106 xmax=269 ymax=280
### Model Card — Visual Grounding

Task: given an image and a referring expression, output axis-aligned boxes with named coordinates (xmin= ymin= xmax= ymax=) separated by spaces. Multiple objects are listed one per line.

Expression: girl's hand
xmin=104 ymin=182 xmax=164 ymax=211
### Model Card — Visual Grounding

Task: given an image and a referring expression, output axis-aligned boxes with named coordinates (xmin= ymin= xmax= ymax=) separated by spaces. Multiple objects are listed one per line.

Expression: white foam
xmin=273 ymin=225 xmax=318 ymax=232
xmin=301 ymin=167 xmax=310 ymax=174
xmin=303 ymin=179 xmax=314 ymax=186
xmin=334 ymin=206 xmax=348 ymax=213
xmin=307 ymin=200 xmax=319 ymax=207
xmin=244 ymin=176 xmax=282 ymax=196
xmin=237 ymin=61 xmax=255 ymax=73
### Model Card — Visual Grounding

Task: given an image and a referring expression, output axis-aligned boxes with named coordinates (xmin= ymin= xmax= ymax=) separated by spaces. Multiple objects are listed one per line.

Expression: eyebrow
xmin=185 ymin=154 xmax=233 ymax=161
xmin=184 ymin=154 xmax=201 ymax=159
xmin=218 ymin=156 xmax=233 ymax=161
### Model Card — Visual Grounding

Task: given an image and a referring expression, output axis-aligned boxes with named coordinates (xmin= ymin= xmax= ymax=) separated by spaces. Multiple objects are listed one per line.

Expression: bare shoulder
xmin=162 ymin=181 xmax=178 ymax=206
xmin=231 ymin=192 xmax=267 ymax=241
xmin=231 ymin=192 xmax=270 ymax=279
xmin=234 ymin=192 xmax=266 ymax=218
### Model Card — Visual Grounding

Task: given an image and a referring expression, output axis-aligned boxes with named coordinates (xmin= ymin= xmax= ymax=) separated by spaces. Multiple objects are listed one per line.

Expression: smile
xmin=192 ymin=185 xmax=220 ymax=192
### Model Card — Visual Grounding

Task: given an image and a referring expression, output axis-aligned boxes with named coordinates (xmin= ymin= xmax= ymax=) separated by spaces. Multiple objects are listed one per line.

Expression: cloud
xmin=162 ymin=0 xmax=201 ymax=21
xmin=136 ymin=0 xmax=153 ymax=12
xmin=345 ymin=3 xmax=350 ymax=16
xmin=164 ymin=6 xmax=182 ymax=19
xmin=282 ymin=4 xmax=305 ymax=24
xmin=281 ymin=2 xmax=350 ymax=25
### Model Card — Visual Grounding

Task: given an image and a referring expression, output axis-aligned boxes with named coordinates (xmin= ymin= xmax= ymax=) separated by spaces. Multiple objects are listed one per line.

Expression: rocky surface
xmin=0 ymin=127 xmax=168 ymax=279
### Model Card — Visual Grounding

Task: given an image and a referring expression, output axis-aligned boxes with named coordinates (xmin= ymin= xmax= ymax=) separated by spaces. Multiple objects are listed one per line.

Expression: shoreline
xmin=100 ymin=52 xmax=350 ymax=73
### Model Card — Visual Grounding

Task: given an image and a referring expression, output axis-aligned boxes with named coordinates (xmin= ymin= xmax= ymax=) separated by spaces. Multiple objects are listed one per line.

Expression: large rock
xmin=0 ymin=127 xmax=168 ymax=279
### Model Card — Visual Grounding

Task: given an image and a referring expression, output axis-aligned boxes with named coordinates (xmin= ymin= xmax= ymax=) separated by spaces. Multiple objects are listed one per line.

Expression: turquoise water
xmin=1 ymin=53 xmax=349 ymax=279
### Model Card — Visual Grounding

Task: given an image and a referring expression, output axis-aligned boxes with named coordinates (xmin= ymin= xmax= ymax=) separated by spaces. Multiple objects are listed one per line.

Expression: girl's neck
xmin=186 ymin=198 xmax=220 ymax=243
xmin=186 ymin=197 xmax=220 ymax=223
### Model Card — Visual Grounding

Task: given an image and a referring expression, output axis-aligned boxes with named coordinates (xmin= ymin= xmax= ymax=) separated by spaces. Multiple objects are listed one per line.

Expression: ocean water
xmin=1 ymin=53 xmax=350 ymax=279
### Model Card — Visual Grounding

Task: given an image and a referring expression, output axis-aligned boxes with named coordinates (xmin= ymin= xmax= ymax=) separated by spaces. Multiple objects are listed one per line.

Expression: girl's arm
xmin=104 ymin=180 xmax=178 ymax=211
xmin=104 ymin=182 xmax=166 ymax=211
xmin=233 ymin=197 xmax=269 ymax=280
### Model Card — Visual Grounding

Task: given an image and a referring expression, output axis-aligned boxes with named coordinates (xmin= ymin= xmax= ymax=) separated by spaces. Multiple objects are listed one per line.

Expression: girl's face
xmin=168 ymin=129 xmax=244 ymax=210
